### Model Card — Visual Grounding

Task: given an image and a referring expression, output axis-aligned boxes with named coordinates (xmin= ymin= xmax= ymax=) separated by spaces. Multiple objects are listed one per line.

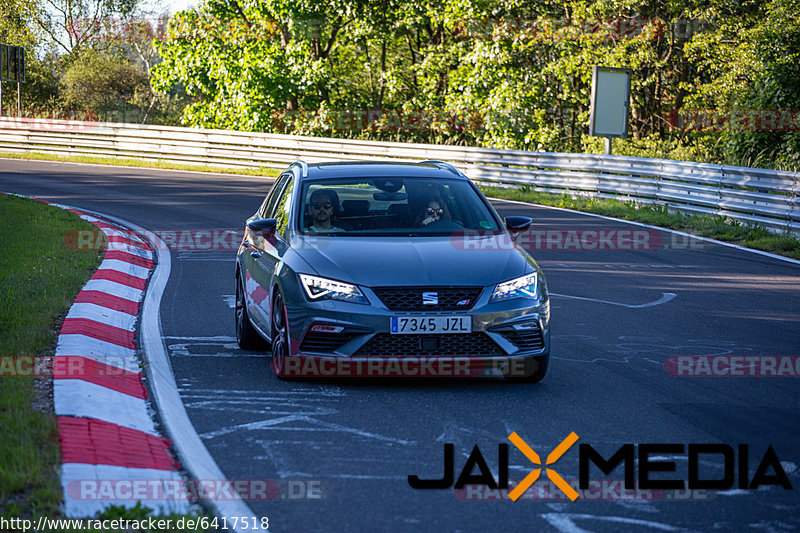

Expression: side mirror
xmin=504 ymin=216 xmax=532 ymax=233
xmin=247 ymin=218 xmax=278 ymax=232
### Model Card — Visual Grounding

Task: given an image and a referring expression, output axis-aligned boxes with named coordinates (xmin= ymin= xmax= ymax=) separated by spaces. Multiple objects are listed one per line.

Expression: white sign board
xmin=589 ymin=66 xmax=631 ymax=138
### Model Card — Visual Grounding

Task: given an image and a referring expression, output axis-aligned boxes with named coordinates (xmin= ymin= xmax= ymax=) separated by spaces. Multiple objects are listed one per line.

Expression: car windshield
xmin=299 ymin=177 xmax=501 ymax=236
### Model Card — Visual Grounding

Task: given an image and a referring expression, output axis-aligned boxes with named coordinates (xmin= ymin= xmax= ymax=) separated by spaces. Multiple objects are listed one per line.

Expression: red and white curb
xmin=4 ymin=193 xmax=191 ymax=517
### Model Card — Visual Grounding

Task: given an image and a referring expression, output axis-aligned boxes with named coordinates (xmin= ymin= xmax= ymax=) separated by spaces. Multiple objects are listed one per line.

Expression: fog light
xmin=310 ymin=324 xmax=344 ymax=333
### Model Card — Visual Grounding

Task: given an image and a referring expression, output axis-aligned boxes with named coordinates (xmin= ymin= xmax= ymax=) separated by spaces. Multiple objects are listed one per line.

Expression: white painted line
xmin=540 ymin=513 xmax=697 ymax=532
xmin=200 ymin=414 xmax=415 ymax=445
xmin=82 ymin=279 xmax=144 ymax=303
xmin=491 ymin=197 xmax=800 ymax=266
xmin=222 ymin=295 xmax=236 ymax=308
xmin=178 ymin=257 xmax=236 ymax=262
xmin=48 ymin=202 xmax=81 ymax=211
xmin=61 ymin=463 xmax=191 ymax=518
xmin=78 ymin=215 xmax=124 ymax=231
xmin=56 ymin=335 xmax=138 ymax=366
xmin=550 ymin=292 xmax=677 ymax=308
xmin=95 ymin=222 xmax=140 ymax=233
xmin=105 ymin=241 xmax=154 ymax=258
xmin=85 ymin=211 xmax=264 ymax=533
xmin=54 ymin=380 xmax=155 ymax=435
xmin=163 ymin=336 xmax=238 ymax=341
xmin=97 ymin=259 xmax=150 ymax=279
xmin=169 ymin=348 xmax=257 ymax=358
xmin=717 ymin=489 xmax=751 ymax=496
xmin=66 ymin=302 xmax=137 ymax=332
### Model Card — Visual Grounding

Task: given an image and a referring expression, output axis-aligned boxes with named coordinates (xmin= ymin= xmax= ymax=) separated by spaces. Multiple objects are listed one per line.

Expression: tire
xmin=270 ymin=290 xmax=290 ymax=378
xmin=505 ymin=354 xmax=549 ymax=383
xmin=235 ymin=271 xmax=268 ymax=351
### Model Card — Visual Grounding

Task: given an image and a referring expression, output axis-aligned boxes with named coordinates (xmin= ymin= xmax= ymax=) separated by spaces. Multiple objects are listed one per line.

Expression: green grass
xmin=0 ymin=195 xmax=215 ymax=531
xmin=0 ymin=151 xmax=279 ymax=177
xmin=0 ymin=194 xmax=103 ymax=518
xmin=480 ymin=186 xmax=800 ymax=260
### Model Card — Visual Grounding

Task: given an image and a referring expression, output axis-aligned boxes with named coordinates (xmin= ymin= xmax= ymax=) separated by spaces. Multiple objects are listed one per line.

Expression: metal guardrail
xmin=1 ymin=116 xmax=798 ymax=233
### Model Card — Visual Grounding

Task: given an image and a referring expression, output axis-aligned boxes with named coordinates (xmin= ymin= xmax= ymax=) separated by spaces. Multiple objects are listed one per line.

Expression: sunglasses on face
xmin=311 ymin=202 xmax=333 ymax=209
xmin=426 ymin=207 xmax=444 ymax=216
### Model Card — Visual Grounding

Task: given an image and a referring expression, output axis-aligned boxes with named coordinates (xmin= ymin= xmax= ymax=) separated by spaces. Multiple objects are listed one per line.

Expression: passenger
xmin=307 ymin=189 xmax=344 ymax=233
xmin=416 ymin=197 xmax=449 ymax=227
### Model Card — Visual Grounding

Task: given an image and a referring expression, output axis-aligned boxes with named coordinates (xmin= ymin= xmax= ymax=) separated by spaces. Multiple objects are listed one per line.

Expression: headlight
xmin=490 ymin=272 xmax=539 ymax=303
xmin=299 ymin=274 xmax=368 ymax=304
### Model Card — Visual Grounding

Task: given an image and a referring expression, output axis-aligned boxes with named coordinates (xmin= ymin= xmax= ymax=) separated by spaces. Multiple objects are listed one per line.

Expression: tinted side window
xmin=261 ymin=174 xmax=290 ymax=218
xmin=274 ymin=177 xmax=295 ymax=237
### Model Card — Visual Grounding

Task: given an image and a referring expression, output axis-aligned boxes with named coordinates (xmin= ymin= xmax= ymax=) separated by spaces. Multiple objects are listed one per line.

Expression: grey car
xmin=234 ymin=160 xmax=550 ymax=381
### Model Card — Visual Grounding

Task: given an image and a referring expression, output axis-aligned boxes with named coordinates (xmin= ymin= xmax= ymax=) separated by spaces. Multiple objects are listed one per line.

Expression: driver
xmin=307 ymin=189 xmax=344 ymax=233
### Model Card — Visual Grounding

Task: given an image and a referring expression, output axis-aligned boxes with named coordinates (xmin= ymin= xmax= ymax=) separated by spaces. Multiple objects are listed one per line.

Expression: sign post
xmin=589 ymin=66 xmax=632 ymax=155
xmin=0 ymin=44 xmax=26 ymax=116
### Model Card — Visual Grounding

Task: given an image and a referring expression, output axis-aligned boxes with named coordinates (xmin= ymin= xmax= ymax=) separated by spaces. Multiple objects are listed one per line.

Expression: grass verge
xmin=0 ymin=151 xmax=279 ymax=177
xmin=0 ymin=194 xmax=212 ymax=531
xmin=0 ymin=194 xmax=103 ymax=519
xmin=480 ymin=186 xmax=800 ymax=260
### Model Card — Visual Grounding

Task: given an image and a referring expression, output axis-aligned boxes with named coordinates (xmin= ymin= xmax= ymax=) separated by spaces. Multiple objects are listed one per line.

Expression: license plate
xmin=390 ymin=316 xmax=471 ymax=334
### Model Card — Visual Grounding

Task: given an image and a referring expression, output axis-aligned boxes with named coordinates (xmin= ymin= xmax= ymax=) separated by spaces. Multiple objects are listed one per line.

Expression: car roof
xmin=294 ymin=161 xmax=467 ymax=181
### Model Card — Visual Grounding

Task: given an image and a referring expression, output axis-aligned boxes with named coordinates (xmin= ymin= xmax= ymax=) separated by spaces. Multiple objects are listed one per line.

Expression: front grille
xmin=354 ymin=333 xmax=503 ymax=357
xmin=372 ymin=286 xmax=483 ymax=311
xmin=495 ymin=325 xmax=545 ymax=351
xmin=300 ymin=332 xmax=358 ymax=353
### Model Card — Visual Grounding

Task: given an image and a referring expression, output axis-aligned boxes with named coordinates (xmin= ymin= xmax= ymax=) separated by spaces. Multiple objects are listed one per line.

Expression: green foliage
xmin=9 ymin=0 xmax=800 ymax=169
xmin=148 ymin=0 xmax=799 ymax=168
xmin=61 ymin=50 xmax=150 ymax=115
xmin=0 ymin=0 xmax=42 ymax=46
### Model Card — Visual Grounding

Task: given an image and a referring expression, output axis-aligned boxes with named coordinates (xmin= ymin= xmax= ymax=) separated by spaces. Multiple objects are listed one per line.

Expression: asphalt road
xmin=3 ymin=159 xmax=800 ymax=533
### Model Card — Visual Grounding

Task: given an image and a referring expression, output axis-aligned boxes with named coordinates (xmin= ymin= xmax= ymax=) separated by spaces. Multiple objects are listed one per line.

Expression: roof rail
xmin=290 ymin=160 xmax=309 ymax=178
xmin=420 ymin=160 xmax=462 ymax=176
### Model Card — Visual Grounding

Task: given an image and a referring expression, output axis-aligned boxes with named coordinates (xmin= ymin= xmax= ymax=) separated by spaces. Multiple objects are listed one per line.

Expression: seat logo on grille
xmin=422 ymin=292 xmax=438 ymax=306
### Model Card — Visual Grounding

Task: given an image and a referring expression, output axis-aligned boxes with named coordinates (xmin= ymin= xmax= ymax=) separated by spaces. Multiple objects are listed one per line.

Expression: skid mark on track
xmin=178 ymin=386 xmax=345 ymax=416
xmin=166 ymin=335 xmax=259 ymax=357
xmin=552 ymin=336 xmax=751 ymax=364
xmin=551 ymin=292 xmax=677 ymax=308
xmin=201 ymin=414 xmax=414 ymax=445
xmin=179 ymin=381 xmax=416 ymax=479
xmin=185 ymin=384 xmax=411 ymax=444
xmin=541 ymin=513 xmax=699 ymax=533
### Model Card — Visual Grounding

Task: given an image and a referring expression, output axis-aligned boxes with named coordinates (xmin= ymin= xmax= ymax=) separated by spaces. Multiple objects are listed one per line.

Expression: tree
xmin=33 ymin=0 xmax=139 ymax=54
xmin=0 ymin=0 xmax=42 ymax=46
xmin=150 ymin=0 xmax=799 ymax=168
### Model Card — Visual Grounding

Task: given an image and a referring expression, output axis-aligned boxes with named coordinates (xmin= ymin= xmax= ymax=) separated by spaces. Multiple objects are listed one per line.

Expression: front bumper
xmin=280 ymin=351 xmax=548 ymax=378
xmin=279 ymin=283 xmax=550 ymax=377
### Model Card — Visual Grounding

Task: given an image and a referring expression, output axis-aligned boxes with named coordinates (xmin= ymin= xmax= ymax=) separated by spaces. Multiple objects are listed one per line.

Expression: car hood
xmin=291 ymin=234 xmax=537 ymax=287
